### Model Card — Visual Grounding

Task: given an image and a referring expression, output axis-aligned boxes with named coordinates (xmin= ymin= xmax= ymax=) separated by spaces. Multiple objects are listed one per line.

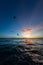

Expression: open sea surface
xmin=0 ymin=38 xmax=43 ymax=65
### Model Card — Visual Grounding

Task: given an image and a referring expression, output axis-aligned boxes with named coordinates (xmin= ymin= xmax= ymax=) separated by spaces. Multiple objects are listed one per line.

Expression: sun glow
xmin=21 ymin=32 xmax=43 ymax=38
xmin=22 ymin=33 xmax=31 ymax=38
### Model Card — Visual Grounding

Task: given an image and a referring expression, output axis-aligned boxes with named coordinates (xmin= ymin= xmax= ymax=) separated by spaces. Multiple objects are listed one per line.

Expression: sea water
xmin=0 ymin=38 xmax=43 ymax=65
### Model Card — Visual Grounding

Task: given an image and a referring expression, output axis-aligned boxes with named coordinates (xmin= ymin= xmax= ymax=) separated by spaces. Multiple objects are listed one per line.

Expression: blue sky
xmin=0 ymin=0 xmax=43 ymax=38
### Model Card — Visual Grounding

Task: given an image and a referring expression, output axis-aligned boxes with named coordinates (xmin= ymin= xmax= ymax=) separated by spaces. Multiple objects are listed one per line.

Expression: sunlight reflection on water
xmin=0 ymin=38 xmax=43 ymax=64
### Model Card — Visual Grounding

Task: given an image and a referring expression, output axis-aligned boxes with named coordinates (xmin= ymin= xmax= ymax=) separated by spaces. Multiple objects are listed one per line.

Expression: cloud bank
xmin=21 ymin=24 xmax=43 ymax=33
xmin=21 ymin=29 xmax=32 ymax=33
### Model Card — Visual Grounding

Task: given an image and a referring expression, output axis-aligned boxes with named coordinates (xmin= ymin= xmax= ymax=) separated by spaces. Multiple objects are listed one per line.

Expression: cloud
xmin=21 ymin=29 xmax=32 ymax=33
xmin=21 ymin=24 xmax=43 ymax=34
xmin=20 ymin=24 xmax=43 ymax=34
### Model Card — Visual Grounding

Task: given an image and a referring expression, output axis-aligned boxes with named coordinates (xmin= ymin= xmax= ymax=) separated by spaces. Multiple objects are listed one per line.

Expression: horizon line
xmin=0 ymin=36 xmax=43 ymax=38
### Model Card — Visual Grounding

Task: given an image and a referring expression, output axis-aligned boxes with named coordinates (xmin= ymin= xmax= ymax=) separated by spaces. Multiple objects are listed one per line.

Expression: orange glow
xmin=21 ymin=29 xmax=32 ymax=33
xmin=22 ymin=36 xmax=43 ymax=38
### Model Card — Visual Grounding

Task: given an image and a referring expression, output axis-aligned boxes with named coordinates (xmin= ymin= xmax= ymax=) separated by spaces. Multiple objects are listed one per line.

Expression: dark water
xmin=0 ymin=38 xmax=43 ymax=65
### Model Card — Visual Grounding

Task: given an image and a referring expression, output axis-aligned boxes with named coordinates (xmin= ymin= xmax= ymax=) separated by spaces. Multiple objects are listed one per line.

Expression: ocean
xmin=0 ymin=38 xmax=43 ymax=65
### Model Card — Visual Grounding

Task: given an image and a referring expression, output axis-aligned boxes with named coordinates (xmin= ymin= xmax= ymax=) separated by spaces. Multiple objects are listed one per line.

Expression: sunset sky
xmin=0 ymin=0 xmax=43 ymax=38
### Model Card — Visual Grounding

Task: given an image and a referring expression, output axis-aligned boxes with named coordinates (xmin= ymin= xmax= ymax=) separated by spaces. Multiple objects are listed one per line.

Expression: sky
xmin=0 ymin=0 xmax=43 ymax=38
